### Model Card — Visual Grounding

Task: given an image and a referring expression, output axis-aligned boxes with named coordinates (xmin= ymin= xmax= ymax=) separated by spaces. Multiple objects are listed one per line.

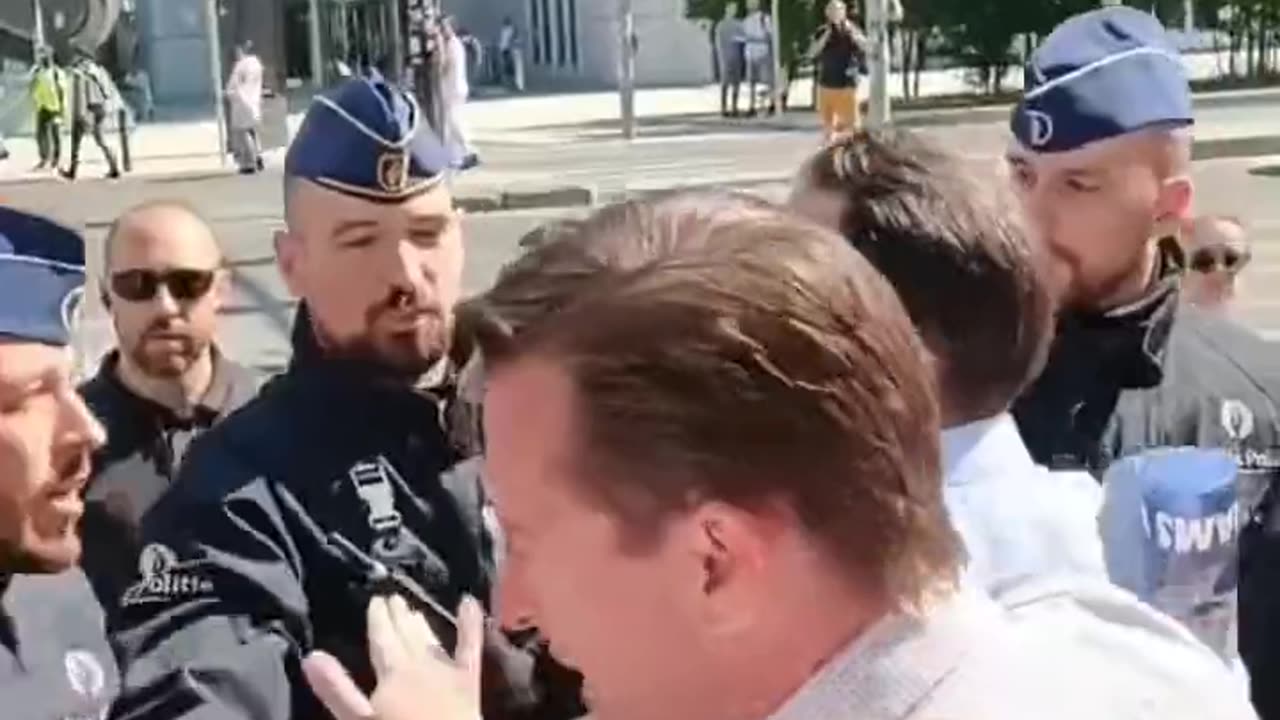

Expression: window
xmin=567 ymin=0 xmax=579 ymax=67
xmin=539 ymin=0 xmax=553 ymax=67
xmin=528 ymin=0 xmax=542 ymax=64
xmin=555 ymin=0 xmax=566 ymax=67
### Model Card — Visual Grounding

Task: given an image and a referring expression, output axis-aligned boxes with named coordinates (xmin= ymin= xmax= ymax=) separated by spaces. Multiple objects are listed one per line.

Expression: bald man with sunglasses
xmin=78 ymin=200 xmax=261 ymax=615
xmin=1182 ymin=215 xmax=1252 ymax=313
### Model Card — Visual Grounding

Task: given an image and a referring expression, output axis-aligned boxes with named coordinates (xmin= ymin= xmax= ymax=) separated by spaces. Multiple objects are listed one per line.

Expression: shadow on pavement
xmin=1249 ymin=165 xmax=1280 ymax=178
xmin=518 ymin=111 xmax=812 ymax=140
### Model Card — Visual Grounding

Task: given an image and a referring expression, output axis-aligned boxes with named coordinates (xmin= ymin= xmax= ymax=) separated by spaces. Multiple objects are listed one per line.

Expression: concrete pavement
xmin=21 ymin=153 xmax=1272 ymax=375
xmin=2 ymin=94 xmax=1277 ymax=218
xmin=2 ymin=74 xmax=1277 ymax=211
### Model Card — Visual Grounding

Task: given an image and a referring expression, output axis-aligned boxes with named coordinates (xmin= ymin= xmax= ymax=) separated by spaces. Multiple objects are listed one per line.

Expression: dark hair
xmin=461 ymin=192 xmax=960 ymax=608
xmin=798 ymin=130 xmax=1054 ymax=424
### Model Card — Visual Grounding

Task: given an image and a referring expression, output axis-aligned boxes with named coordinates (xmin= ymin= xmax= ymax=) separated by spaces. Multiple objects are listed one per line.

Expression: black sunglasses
xmin=110 ymin=269 xmax=217 ymax=303
xmin=1189 ymin=247 xmax=1249 ymax=275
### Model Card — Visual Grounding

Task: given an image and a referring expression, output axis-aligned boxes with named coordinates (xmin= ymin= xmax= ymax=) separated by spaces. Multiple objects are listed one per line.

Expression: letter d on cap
xmin=1027 ymin=110 xmax=1054 ymax=149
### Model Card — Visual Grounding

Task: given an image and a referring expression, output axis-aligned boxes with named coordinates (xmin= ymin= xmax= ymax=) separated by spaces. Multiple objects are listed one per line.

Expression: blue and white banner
xmin=1101 ymin=447 xmax=1243 ymax=659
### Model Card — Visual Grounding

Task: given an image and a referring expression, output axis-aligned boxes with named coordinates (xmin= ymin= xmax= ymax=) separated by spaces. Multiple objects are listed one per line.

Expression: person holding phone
xmin=809 ymin=0 xmax=867 ymax=141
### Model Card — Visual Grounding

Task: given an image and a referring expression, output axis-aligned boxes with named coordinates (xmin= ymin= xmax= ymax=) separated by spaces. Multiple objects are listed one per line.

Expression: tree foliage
xmin=686 ymin=0 xmax=1279 ymax=97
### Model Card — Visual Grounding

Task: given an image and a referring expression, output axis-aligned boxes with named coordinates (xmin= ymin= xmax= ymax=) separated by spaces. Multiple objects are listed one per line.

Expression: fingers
xmin=368 ymin=596 xmax=409 ymax=680
xmin=455 ymin=595 xmax=486 ymax=702
xmin=389 ymin=594 xmax=441 ymax=667
xmin=367 ymin=592 xmax=487 ymax=710
xmin=302 ymin=651 xmax=376 ymax=720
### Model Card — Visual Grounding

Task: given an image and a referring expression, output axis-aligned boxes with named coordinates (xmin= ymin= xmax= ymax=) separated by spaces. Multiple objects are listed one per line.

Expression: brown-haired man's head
xmin=791 ymin=129 xmax=1055 ymax=427
xmin=461 ymin=191 xmax=961 ymax=720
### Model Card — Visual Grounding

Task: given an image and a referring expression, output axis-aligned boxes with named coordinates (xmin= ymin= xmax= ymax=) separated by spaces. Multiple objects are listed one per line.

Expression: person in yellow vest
xmin=29 ymin=49 xmax=67 ymax=171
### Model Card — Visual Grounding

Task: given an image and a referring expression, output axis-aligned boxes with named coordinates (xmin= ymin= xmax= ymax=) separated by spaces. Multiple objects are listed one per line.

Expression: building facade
xmin=129 ymin=0 xmax=289 ymax=107
xmin=447 ymin=0 xmax=714 ymax=90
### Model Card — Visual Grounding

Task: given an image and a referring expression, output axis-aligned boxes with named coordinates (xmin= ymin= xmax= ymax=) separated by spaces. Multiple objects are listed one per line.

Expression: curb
xmin=709 ymin=86 xmax=1280 ymax=132
xmin=0 ymin=167 xmax=238 ymax=188
xmin=1191 ymin=135 xmax=1280 ymax=161
xmin=6 ymin=135 xmax=1276 ymax=218
xmin=456 ymin=185 xmax=598 ymax=213
xmin=607 ymin=133 xmax=1280 ymax=204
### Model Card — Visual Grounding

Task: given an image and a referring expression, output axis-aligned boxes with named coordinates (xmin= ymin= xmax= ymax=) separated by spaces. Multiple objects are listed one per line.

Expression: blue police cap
xmin=1012 ymin=7 xmax=1193 ymax=153
xmin=285 ymin=78 xmax=451 ymax=201
xmin=0 ymin=207 xmax=86 ymax=346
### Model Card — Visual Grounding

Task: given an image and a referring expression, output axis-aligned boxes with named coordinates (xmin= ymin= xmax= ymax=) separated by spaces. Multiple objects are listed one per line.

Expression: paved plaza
xmin=0 ymin=85 xmax=1275 ymax=374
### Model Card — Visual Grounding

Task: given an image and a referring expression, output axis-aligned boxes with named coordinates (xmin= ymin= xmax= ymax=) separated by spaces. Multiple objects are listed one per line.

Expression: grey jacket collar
xmin=766 ymin=589 xmax=997 ymax=720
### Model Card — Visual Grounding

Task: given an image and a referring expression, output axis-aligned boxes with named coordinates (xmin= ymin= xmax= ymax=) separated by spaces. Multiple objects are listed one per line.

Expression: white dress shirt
xmin=942 ymin=412 xmax=1107 ymax=591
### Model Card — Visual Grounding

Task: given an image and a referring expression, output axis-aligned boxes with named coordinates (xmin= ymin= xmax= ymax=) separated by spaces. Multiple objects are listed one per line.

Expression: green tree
xmin=931 ymin=0 xmax=1097 ymax=94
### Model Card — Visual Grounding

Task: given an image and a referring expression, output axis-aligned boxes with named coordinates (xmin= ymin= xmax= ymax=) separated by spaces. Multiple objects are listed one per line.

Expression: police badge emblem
xmin=63 ymin=648 xmax=109 ymax=719
xmin=377 ymin=151 xmax=410 ymax=194
xmin=60 ymin=285 xmax=85 ymax=336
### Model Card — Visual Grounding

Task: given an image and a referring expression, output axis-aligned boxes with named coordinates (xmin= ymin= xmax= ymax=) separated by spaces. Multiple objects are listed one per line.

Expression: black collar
xmin=91 ymin=347 xmax=240 ymax=428
xmin=286 ymin=303 xmax=454 ymax=395
xmin=1052 ymin=238 xmax=1184 ymax=389
xmin=278 ymin=304 xmax=460 ymax=440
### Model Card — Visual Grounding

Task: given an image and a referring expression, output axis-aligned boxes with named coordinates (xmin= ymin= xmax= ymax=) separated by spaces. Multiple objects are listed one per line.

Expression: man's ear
xmin=1155 ymin=175 xmax=1194 ymax=239
xmin=274 ymin=229 xmax=305 ymax=298
xmin=682 ymin=501 xmax=785 ymax=636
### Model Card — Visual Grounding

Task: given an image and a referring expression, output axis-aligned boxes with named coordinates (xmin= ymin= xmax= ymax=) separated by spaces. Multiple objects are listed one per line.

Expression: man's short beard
xmin=319 ymin=319 xmax=453 ymax=379
xmin=128 ymin=333 xmax=207 ymax=379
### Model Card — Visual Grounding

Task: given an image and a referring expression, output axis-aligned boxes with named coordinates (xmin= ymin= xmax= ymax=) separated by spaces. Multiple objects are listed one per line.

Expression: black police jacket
xmin=1 ymin=569 xmax=119 ymax=720
xmin=1014 ymin=244 xmax=1278 ymax=472
xmin=1012 ymin=241 xmax=1280 ymax=715
xmin=79 ymin=349 xmax=262 ymax=617
xmin=107 ymin=310 xmax=583 ymax=720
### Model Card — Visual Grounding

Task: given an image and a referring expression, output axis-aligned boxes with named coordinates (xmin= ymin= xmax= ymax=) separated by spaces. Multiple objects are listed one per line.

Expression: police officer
xmin=79 ymin=201 xmax=260 ymax=615
xmin=0 ymin=207 xmax=117 ymax=717
xmin=107 ymin=78 xmax=582 ymax=720
xmin=1006 ymin=6 xmax=1279 ymax=708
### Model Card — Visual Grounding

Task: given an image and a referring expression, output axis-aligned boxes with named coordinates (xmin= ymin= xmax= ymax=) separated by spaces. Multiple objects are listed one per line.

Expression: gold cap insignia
xmin=376 ymin=151 xmax=410 ymax=194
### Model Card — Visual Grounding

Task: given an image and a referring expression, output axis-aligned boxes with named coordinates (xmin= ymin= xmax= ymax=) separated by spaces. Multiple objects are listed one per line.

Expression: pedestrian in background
xmin=29 ymin=47 xmax=66 ymax=171
xmin=497 ymin=16 xmax=521 ymax=90
xmin=741 ymin=0 xmax=774 ymax=116
xmin=442 ymin=16 xmax=479 ymax=170
xmin=62 ymin=51 xmax=121 ymax=181
xmin=123 ymin=66 xmax=154 ymax=122
xmin=716 ymin=2 xmax=745 ymax=117
xmin=226 ymin=41 xmax=265 ymax=174
xmin=1181 ymin=214 xmax=1251 ymax=313
xmin=809 ymin=0 xmax=867 ymax=141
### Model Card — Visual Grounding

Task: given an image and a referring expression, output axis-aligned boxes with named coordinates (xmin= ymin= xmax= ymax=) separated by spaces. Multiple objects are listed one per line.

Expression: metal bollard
xmin=117 ymin=108 xmax=132 ymax=173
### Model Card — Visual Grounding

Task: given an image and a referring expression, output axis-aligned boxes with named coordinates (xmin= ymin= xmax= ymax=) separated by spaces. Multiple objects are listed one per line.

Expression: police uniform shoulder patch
xmin=64 ymin=649 xmax=106 ymax=699
xmin=60 ymin=285 xmax=85 ymax=336
xmin=1221 ymin=399 xmax=1256 ymax=444
xmin=121 ymin=543 xmax=214 ymax=607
